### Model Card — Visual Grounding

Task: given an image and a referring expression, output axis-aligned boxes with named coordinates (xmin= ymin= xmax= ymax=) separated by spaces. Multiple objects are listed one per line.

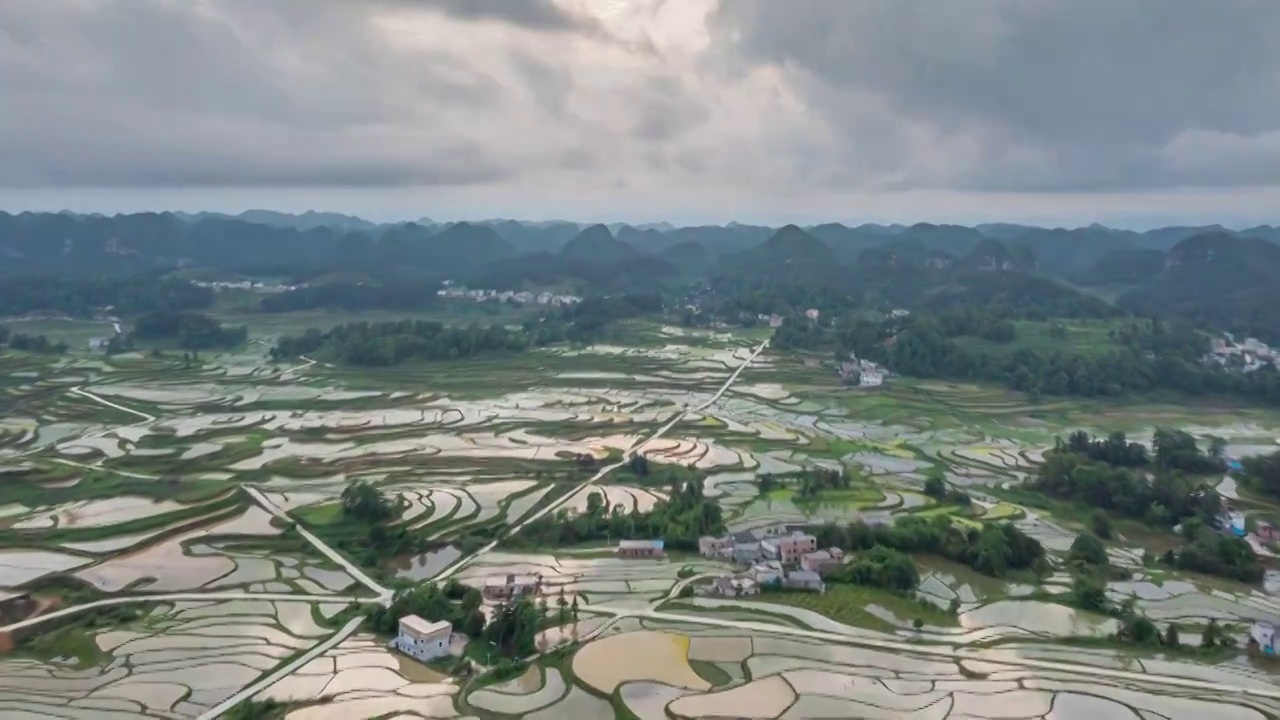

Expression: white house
xmin=859 ymin=370 xmax=884 ymax=387
xmin=391 ymin=615 xmax=452 ymax=663
xmin=1252 ymin=621 xmax=1277 ymax=656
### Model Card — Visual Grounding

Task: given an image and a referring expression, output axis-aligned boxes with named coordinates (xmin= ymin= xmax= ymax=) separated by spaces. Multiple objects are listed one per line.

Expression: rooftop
xmin=399 ymin=615 xmax=451 ymax=637
xmin=787 ymin=570 xmax=823 ymax=582
xmin=485 ymin=574 xmax=540 ymax=587
xmin=619 ymin=539 xmax=664 ymax=550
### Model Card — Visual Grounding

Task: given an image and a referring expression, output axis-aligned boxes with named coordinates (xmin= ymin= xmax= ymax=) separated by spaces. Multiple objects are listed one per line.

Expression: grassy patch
xmin=688 ymin=659 xmax=733 ymax=687
xmin=953 ymin=319 xmax=1129 ymax=359
xmin=295 ymin=501 xmax=342 ymax=526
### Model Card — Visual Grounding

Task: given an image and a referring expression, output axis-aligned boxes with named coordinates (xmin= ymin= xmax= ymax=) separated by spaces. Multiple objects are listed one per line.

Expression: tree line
xmin=129 ymin=311 xmax=247 ymax=350
xmin=270 ymin=319 xmax=544 ymax=366
xmin=269 ymin=293 xmax=664 ymax=367
xmin=0 ymin=275 xmax=214 ymax=318
xmin=1031 ymin=429 xmax=1224 ymax=527
xmin=509 ymin=478 xmax=723 ymax=552
xmin=1033 ymin=429 xmax=1261 ymax=583
xmin=0 ymin=325 xmax=68 ymax=355
xmin=811 ymin=515 xmax=1045 ymax=579
xmin=1239 ymin=449 xmax=1280 ymax=503
xmin=779 ymin=308 xmax=1280 ymax=406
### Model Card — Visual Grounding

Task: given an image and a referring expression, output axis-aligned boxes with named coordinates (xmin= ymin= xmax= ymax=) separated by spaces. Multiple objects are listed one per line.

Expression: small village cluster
xmin=436 ymin=283 xmax=581 ymax=307
xmin=696 ymin=528 xmax=839 ymax=596
xmin=1205 ymin=334 xmax=1280 ymax=373
xmin=387 ymin=531 xmax=844 ymax=662
xmin=190 ymin=279 xmax=301 ymax=292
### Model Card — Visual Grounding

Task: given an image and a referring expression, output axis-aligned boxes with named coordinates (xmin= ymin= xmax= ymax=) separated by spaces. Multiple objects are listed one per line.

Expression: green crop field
xmin=952 ymin=319 xmax=1131 ymax=358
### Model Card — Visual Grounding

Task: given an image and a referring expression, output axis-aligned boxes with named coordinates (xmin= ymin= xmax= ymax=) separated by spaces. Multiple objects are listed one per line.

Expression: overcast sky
xmin=3 ymin=0 xmax=1280 ymax=228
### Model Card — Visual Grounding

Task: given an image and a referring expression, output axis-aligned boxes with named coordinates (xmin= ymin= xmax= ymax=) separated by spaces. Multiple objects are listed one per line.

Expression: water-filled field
xmin=5 ymin=326 xmax=1280 ymax=718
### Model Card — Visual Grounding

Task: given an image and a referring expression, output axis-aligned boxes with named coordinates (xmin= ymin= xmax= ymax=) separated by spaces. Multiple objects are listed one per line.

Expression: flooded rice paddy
xmin=5 ymin=329 xmax=1280 ymax=717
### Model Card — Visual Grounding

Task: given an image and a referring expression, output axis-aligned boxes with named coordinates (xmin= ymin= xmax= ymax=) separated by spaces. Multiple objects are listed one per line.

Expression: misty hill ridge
xmin=956 ymin=239 xmax=1037 ymax=273
xmin=727 ymin=224 xmax=835 ymax=276
xmin=560 ymin=224 xmax=639 ymax=264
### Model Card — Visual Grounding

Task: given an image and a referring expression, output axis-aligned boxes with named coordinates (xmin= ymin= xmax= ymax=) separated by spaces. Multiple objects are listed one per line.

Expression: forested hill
xmin=0 ymin=213 xmax=513 ymax=279
xmin=6 ymin=210 xmax=1280 ymax=344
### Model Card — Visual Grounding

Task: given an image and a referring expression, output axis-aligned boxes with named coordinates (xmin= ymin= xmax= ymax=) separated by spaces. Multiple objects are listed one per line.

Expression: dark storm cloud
xmin=708 ymin=0 xmax=1280 ymax=190
xmin=0 ymin=0 xmax=525 ymax=187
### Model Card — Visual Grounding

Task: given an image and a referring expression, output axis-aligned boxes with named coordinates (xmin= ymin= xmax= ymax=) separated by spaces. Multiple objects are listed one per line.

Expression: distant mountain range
xmin=4 ymin=209 xmax=1280 ymax=340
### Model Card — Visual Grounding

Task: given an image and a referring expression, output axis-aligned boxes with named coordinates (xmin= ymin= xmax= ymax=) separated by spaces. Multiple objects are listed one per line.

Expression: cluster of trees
xmin=481 ymin=596 xmax=543 ymax=658
xmin=826 ymin=546 xmax=920 ymax=592
xmin=554 ymin=293 xmax=664 ymax=343
xmin=132 ymin=311 xmax=247 ymax=350
xmin=779 ymin=307 xmax=1280 ymax=406
xmin=1061 ymin=430 xmax=1149 ymax=467
xmin=365 ymin=580 xmax=583 ymax=663
xmin=1239 ymin=449 xmax=1280 ymax=501
xmin=340 ymin=480 xmax=396 ymax=523
xmin=1163 ymin=518 xmax=1263 ymax=583
xmin=0 ymin=326 xmax=67 ymax=354
xmin=0 ymin=276 xmax=213 ymax=318
xmin=1063 ymin=428 xmax=1225 ymax=474
xmin=511 ymin=479 xmax=723 ymax=552
xmin=1043 ymin=432 xmax=1261 ymax=583
xmin=260 ymin=281 xmax=441 ymax=313
xmin=311 ymin=480 xmax=431 ymax=566
xmin=923 ymin=473 xmax=972 ymax=506
xmin=812 ymin=515 xmax=1045 ymax=579
xmin=756 ymin=467 xmax=856 ymax=500
xmin=271 ymin=319 xmax=541 ymax=366
xmin=269 ymin=295 xmax=667 ymax=367
xmin=366 ymin=580 xmax=486 ymax=640
xmin=1031 ymin=430 xmax=1224 ymax=528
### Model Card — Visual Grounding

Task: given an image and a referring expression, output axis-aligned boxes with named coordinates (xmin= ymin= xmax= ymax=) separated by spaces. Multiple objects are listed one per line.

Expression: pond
xmin=391 ymin=545 xmax=462 ymax=581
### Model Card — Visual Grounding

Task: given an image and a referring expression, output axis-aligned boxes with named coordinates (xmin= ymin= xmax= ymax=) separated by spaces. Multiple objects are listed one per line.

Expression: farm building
xmin=617 ymin=539 xmax=665 ymax=559
xmin=391 ymin=616 xmax=452 ymax=663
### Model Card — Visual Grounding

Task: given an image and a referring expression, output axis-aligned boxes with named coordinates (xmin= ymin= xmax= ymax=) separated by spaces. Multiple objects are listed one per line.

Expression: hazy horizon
xmin=3 ymin=192 xmax=1278 ymax=234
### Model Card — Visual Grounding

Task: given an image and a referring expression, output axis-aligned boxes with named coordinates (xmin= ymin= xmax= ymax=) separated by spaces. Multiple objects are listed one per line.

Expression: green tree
xmin=1209 ymin=437 xmax=1227 ymax=462
xmin=463 ymin=608 xmax=486 ymax=637
xmin=340 ymin=480 xmax=394 ymax=523
xmin=1091 ymin=509 xmax=1113 ymax=540
xmin=1201 ymin=619 xmax=1221 ymax=648
xmin=1068 ymin=574 xmax=1108 ymax=614
xmin=1164 ymin=623 xmax=1181 ymax=649
xmin=1067 ymin=533 xmax=1109 ymax=569
xmin=1118 ymin=616 xmax=1158 ymax=645
xmin=923 ymin=475 xmax=946 ymax=500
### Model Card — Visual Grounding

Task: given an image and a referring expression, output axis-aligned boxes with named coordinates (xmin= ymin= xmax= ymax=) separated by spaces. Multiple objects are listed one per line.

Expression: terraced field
xmin=6 ymin=324 xmax=1280 ymax=718
xmin=463 ymin=624 xmax=1280 ymax=720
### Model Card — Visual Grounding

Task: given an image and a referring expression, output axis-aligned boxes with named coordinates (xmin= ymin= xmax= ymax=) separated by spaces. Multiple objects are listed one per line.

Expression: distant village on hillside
xmin=437 ymin=283 xmax=582 ymax=307
xmin=1205 ymin=334 xmax=1280 ymax=373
